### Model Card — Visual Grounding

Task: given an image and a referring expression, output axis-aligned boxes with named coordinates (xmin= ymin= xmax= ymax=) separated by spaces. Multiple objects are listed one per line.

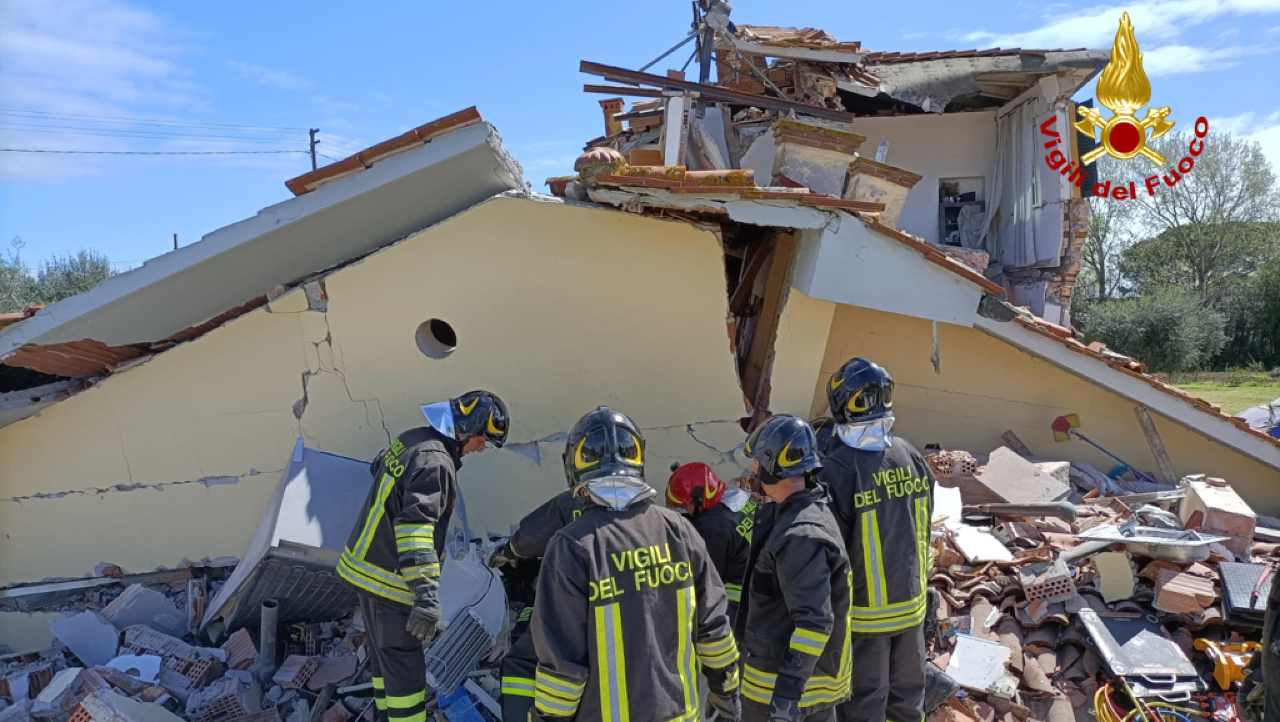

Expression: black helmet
xmin=743 ymin=414 xmax=822 ymax=484
xmin=451 ymin=390 xmax=509 ymax=447
xmin=827 ymin=357 xmax=894 ymax=424
xmin=563 ymin=406 xmax=646 ymax=489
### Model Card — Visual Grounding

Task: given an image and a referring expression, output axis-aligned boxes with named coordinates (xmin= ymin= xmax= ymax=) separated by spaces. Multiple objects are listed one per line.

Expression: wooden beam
xmin=580 ymin=59 xmax=857 ymax=123
xmin=583 ymin=84 xmax=665 ymax=98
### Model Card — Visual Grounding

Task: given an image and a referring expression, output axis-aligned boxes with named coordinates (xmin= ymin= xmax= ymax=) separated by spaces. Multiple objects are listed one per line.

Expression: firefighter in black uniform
xmin=665 ymin=461 xmax=754 ymax=625
xmin=488 ymin=488 xmax=587 ymax=722
xmin=531 ymin=407 xmax=742 ymax=722
xmin=337 ymin=390 xmax=509 ymax=722
xmin=738 ymin=414 xmax=852 ymax=722
xmin=818 ymin=358 xmax=934 ymax=722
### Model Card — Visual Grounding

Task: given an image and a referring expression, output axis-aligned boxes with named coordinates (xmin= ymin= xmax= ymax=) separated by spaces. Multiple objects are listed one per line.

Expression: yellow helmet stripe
xmin=486 ymin=410 xmax=504 ymax=436
xmin=458 ymin=396 xmax=480 ymax=416
xmin=846 ymin=388 xmax=871 ymax=414
xmin=777 ymin=441 xmax=801 ymax=469
xmin=574 ymin=437 xmax=601 ymax=470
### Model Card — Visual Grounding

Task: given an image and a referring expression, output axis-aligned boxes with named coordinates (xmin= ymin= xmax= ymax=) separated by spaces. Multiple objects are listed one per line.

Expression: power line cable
xmin=0 ymin=123 xmax=303 ymax=144
xmin=0 ymin=107 xmax=307 ymax=133
xmin=1 ymin=147 xmax=310 ymax=156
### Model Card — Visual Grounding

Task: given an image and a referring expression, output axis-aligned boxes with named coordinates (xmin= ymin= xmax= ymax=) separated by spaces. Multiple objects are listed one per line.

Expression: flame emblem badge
xmin=1075 ymin=12 xmax=1175 ymax=165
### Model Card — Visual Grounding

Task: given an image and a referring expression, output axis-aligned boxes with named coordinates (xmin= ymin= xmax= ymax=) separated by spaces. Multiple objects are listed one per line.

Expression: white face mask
xmin=420 ymin=401 xmax=456 ymax=440
xmin=835 ymin=415 xmax=895 ymax=451
xmin=582 ymin=477 xmax=656 ymax=511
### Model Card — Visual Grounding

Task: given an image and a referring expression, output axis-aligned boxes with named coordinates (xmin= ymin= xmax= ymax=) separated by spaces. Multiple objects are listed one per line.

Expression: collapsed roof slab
xmin=864 ymin=50 xmax=1106 ymax=112
xmin=0 ymin=112 xmax=523 ymax=360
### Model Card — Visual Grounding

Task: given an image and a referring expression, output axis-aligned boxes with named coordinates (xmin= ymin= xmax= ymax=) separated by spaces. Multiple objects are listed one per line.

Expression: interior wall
xmin=847 ymin=112 xmax=996 ymax=245
xmin=811 ymin=304 xmax=1280 ymax=514
xmin=0 ymin=195 xmax=750 ymax=586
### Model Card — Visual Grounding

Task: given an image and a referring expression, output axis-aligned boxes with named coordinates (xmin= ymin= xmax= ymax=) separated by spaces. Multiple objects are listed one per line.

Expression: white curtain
xmin=985 ymin=99 xmax=1064 ymax=268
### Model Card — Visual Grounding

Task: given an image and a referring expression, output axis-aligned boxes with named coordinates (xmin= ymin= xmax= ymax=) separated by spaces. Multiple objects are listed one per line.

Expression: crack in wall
xmin=2 ymin=468 xmax=280 ymax=504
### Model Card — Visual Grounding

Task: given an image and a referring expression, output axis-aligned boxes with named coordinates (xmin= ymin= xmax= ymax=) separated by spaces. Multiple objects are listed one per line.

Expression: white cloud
xmin=1142 ymin=43 xmax=1274 ymax=75
xmin=1213 ymin=109 xmax=1280 ymax=169
xmin=963 ymin=0 xmax=1280 ymax=48
xmin=0 ymin=0 xmax=196 ymax=179
xmin=226 ymin=60 xmax=312 ymax=92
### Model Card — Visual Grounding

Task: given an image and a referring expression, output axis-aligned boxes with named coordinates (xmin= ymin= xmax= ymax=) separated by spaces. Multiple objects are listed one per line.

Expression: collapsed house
xmin=1 ymin=13 xmax=1279 ymax=722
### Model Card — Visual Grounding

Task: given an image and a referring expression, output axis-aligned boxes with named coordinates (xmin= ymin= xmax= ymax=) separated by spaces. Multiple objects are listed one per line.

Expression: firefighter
xmin=337 ymin=390 xmax=509 ymax=722
xmin=531 ymin=407 xmax=741 ymax=722
xmin=818 ymin=358 xmax=934 ymax=722
xmin=665 ymin=461 xmax=754 ymax=625
xmin=487 ymin=488 xmax=587 ymax=722
xmin=737 ymin=414 xmax=852 ymax=722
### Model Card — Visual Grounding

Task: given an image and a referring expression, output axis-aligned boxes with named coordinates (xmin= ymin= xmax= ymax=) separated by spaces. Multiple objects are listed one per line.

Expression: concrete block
xmin=771 ymin=118 xmax=865 ymax=197
xmin=220 ymin=629 xmax=257 ymax=671
xmin=1179 ymin=478 xmax=1256 ymax=558
xmin=102 ymin=585 xmax=185 ymax=637
xmin=270 ymin=656 xmax=318 ymax=690
xmin=1092 ymin=552 xmax=1134 ymax=603
xmin=32 ymin=668 xmax=83 ymax=718
xmin=844 ymin=156 xmax=922 ymax=228
xmin=50 ymin=612 xmax=119 ymax=667
xmin=75 ymin=688 xmax=187 ymax=722
xmin=974 ymin=447 xmax=1071 ymax=505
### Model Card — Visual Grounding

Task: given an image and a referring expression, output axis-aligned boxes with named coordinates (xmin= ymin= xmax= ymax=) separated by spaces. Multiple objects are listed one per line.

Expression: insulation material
xmin=944 ymin=634 xmax=1016 ymax=697
xmin=1092 ymin=552 xmax=1134 ymax=603
xmin=950 ymin=526 xmax=1014 ymax=563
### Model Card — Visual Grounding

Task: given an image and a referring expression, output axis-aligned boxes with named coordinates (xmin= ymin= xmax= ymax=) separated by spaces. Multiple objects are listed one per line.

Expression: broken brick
xmin=221 ymin=629 xmax=258 ymax=671
xmin=1153 ymin=569 xmax=1217 ymax=614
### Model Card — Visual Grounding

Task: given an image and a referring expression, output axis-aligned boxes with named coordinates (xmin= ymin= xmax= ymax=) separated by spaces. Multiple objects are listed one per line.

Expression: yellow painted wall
xmin=811 ymin=305 xmax=1280 ymax=513
xmin=0 ymin=195 xmax=749 ymax=587
xmin=769 ymin=289 xmax=837 ymax=418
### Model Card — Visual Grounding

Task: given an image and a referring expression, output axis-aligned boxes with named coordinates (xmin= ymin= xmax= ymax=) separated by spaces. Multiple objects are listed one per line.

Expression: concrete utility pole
xmin=308 ymin=128 xmax=320 ymax=170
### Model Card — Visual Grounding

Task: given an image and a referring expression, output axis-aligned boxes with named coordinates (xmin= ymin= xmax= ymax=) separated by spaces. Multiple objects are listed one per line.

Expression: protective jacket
xmin=531 ymin=501 xmax=739 ymax=722
xmin=737 ymin=486 xmax=852 ymax=713
xmin=691 ymin=492 xmax=755 ymax=615
xmin=819 ymin=435 xmax=934 ymax=636
xmin=337 ymin=427 xmax=459 ymax=608
xmin=509 ymin=489 xmax=587 ymax=560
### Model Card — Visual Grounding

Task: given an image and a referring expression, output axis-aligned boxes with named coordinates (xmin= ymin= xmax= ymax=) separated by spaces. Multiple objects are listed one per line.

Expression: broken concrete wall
xmin=846 ymin=111 xmax=996 ymax=244
xmin=807 ymin=304 xmax=1280 ymax=513
xmin=0 ymin=194 xmax=748 ymax=588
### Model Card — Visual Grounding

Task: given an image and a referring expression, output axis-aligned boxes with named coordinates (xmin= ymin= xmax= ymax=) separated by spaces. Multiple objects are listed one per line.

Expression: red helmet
xmin=665 ymin=462 xmax=726 ymax=514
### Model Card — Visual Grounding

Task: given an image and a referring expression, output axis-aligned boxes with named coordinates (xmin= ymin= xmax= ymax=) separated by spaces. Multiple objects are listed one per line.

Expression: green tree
xmin=0 ymin=240 xmax=116 ymax=313
xmin=1080 ymin=157 xmax=1133 ymax=300
xmin=33 ymin=250 xmax=115 ymax=304
xmin=1081 ymin=287 xmax=1227 ymax=372
xmin=1110 ymin=132 xmax=1278 ymax=302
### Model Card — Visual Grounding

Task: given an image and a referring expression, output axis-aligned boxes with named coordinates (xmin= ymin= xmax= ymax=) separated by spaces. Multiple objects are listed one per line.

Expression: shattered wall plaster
xmin=0 ymin=195 xmax=749 ymax=585
xmin=810 ymin=304 xmax=1280 ymax=513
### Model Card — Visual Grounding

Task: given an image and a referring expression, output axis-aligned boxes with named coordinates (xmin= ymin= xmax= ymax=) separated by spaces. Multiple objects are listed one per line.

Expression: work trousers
xmin=743 ymin=701 xmax=837 ymax=722
xmin=838 ymin=624 xmax=925 ymax=722
xmin=500 ymin=614 xmax=537 ymax=722
xmin=359 ymin=594 xmax=428 ymax=722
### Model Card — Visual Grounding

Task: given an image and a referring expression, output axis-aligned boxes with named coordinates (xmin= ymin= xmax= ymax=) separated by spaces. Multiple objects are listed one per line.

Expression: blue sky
xmin=1 ymin=0 xmax=1278 ymax=271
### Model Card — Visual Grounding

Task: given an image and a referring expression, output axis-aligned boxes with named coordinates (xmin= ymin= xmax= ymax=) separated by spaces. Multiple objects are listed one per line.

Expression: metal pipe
xmin=255 ymin=598 xmax=280 ymax=683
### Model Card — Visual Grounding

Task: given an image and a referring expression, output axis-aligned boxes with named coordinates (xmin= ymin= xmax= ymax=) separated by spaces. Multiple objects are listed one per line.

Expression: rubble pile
xmin=922 ymin=445 xmax=1278 ymax=722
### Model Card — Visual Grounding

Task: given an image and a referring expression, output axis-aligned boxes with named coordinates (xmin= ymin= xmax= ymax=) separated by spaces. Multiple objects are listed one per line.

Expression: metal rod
xmin=639 ymin=32 xmax=697 ymax=73
xmin=255 ymin=598 xmax=280 ymax=683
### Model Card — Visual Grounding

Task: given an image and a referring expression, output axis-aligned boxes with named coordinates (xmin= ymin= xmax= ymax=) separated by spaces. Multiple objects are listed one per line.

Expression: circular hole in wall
xmin=416 ymin=318 xmax=457 ymax=359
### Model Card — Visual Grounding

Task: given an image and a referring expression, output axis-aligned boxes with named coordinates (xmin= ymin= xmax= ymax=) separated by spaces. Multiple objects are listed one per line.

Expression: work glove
xmin=707 ymin=689 xmax=741 ymax=721
xmin=488 ymin=541 xmax=519 ymax=569
xmin=405 ymin=579 xmax=440 ymax=644
xmin=768 ymin=697 xmax=802 ymax=722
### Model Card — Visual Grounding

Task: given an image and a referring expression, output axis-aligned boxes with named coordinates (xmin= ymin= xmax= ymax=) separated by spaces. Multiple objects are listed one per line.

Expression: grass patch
xmin=1165 ymin=370 xmax=1280 ymax=414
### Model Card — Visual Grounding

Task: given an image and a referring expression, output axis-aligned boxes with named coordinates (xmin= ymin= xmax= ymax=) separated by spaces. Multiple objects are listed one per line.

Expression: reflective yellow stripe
xmin=789 ymin=627 xmax=829 ymax=656
xmin=372 ymin=676 xmax=387 ymax=712
xmin=861 ymin=509 xmax=888 ymax=608
xmin=337 ymin=553 xmax=413 ymax=605
xmin=517 ymin=607 xmax=533 ymax=623
xmin=724 ymin=583 xmax=742 ymax=603
xmin=386 ymin=712 xmax=426 ymax=722
xmin=501 ymin=677 xmax=536 ymax=698
xmin=396 ymin=539 xmax=435 ymax=553
xmin=534 ymin=669 xmax=583 ymax=716
xmin=742 ymin=663 xmax=851 ymax=709
xmin=849 ymin=593 xmax=927 ymax=618
xmin=595 ymin=603 xmax=629 ymax=722
xmin=696 ymin=633 xmax=738 ymax=669
xmin=400 ymin=563 xmax=441 ymax=579
xmin=915 ymin=495 xmax=930 ymax=594
xmin=394 ymin=523 xmax=434 ymax=538
xmin=386 ymin=690 xmax=426 ymax=709
xmin=353 ymin=472 xmax=397 ymax=559
xmin=371 ymin=677 xmax=385 ymax=690
xmin=676 ymin=586 xmax=698 ymax=720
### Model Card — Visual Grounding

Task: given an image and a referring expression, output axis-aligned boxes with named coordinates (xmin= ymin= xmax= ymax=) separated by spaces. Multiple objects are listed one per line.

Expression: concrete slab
xmin=49 ymin=611 xmax=118 ymax=667
xmin=974 ymin=447 xmax=1071 ymax=504
xmin=102 ymin=585 xmax=185 ymax=637
xmin=1093 ymin=552 xmax=1134 ymax=603
xmin=105 ymin=654 xmax=161 ymax=684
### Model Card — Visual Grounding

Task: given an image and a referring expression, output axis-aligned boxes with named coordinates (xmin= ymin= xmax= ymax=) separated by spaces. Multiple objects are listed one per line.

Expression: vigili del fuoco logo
xmin=1040 ymin=12 xmax=1210 ymax=201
